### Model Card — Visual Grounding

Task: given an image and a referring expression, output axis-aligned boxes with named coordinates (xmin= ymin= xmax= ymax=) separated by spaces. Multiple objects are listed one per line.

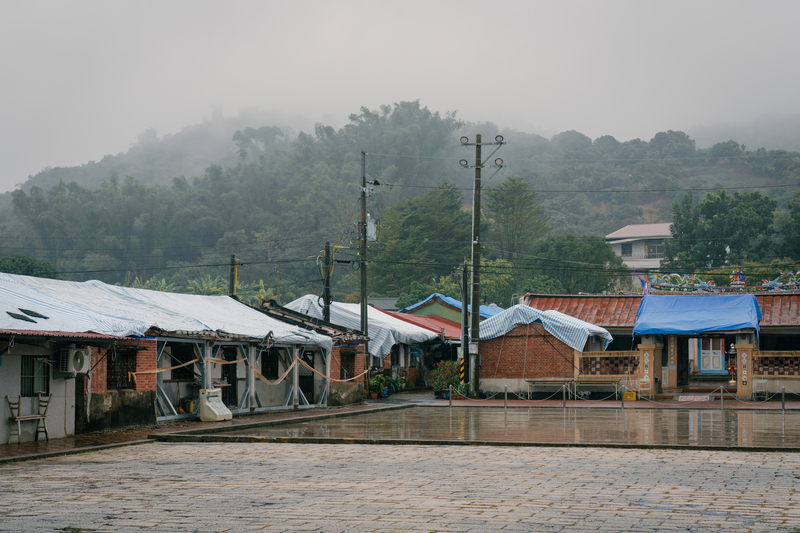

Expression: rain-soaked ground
xmin=213 ymin=406 xmax=800 ymax=449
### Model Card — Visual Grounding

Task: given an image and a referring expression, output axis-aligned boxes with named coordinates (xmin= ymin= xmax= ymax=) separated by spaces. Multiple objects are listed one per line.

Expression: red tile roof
xmin=377 ymin=309 xmax=463 ymax=340
xmin=524 ymin=293 xmax=800 ymax=329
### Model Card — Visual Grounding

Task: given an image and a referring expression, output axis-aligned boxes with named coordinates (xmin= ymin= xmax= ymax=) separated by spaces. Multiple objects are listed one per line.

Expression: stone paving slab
xmin=1 ymin=442 xmax=799 ymax=532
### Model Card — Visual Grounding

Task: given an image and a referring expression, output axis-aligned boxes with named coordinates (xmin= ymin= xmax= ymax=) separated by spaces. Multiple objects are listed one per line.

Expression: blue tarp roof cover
xmin=399 ymin=293 xmax=503 ymax=319
xmin=633 ymin=294 xmax=762 ymax=336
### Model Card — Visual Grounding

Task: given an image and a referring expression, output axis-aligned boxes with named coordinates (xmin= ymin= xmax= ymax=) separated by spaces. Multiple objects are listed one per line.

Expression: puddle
xmin=215 ymin=407 xmax=800 ymax=448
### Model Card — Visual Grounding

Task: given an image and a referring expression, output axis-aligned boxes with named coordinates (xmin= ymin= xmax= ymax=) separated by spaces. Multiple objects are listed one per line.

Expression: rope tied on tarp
xmin=128 ymin=358 xmax=199 ymax=383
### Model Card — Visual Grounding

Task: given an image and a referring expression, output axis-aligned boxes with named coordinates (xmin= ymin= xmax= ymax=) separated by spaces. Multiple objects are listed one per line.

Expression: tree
xmin=649 ymin=130 xmax=696 ymax=159
xmin=484 ymin=177 xmax=551 ymax=263
xmin=368 ymin=183 xmax=471 ymax=295
xmin=777 ymin=192 xmax=800 ymax=260
xmin=662 ymin=190 xmax=776 ymax=271
xmin=0 ymin=254 xmax=59 ymax=279
xmin=529 ymin=235 xmax=627 ymax=294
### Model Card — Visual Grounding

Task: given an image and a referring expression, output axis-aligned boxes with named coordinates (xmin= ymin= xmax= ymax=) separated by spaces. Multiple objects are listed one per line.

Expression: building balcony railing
xmin=621 ymin=253 xmax=664 ymax=260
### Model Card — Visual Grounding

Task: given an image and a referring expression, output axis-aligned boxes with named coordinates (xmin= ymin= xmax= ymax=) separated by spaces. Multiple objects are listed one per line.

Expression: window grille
xmin=340 ymin=350 xmax=356 ymax=380
xmin=21 ymin=356 xmax=50 ymax=397
xmin=107 ymin=348 xmax=137 ymax=389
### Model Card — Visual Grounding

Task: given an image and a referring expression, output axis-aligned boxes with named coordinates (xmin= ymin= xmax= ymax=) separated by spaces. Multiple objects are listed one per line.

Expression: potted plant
xmin=397 ymin=367 xmax=408 ymax=390
xmin=368 ymin=376 xmax=383 ymax=399
xmin=429 ymin=360 xmax=460 ymax=399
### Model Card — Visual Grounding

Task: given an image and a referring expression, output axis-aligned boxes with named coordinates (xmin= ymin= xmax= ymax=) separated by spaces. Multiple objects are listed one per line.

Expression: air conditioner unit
xmin=59 ymin=347 xmax=90 ymax=374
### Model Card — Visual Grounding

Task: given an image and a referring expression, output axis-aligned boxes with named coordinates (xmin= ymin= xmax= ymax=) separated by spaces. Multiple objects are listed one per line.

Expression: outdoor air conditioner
xmin=59 ymin=347 xmax=90 ymax=374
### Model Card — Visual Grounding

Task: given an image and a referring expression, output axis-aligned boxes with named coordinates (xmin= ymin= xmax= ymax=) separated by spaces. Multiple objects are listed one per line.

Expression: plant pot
xmin=382 ymin=388 xmax=389 ymax=396
xmin=369 ymin=392 xmax=379 ymax=399
xmin=452 ymin=394 xmax=465 ymax=400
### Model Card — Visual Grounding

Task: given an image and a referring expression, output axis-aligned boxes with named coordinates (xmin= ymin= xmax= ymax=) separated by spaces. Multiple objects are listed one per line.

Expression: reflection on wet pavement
xmin=220 ymin=407 xmax=800 ymax=448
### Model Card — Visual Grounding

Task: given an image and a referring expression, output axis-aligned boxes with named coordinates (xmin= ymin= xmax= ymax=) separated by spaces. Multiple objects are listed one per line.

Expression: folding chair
xmin=752 ymin=379 xmax=769 ymax=401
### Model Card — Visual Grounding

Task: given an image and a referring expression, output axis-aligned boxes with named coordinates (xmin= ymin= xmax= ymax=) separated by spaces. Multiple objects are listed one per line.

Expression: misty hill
xmin=18 ymin=108 xmax=315 ymax=192
xmin=1 ymin=101 xmax=798 ymax=302
xmin=688 ymin=114 xmax=800 ymax=153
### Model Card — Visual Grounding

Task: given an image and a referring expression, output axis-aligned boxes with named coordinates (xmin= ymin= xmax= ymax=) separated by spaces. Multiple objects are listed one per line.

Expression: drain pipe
xmin=562 ymin=384 xmax=566 ymax=409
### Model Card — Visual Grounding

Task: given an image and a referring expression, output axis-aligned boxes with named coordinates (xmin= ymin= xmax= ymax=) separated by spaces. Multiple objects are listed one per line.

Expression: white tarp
xmin=480 ymin=304 xmax=613 ymax=352
xmin=0 ymin=273 xmax=332 ymax=350
xmin=286 ymin=294 xmax=437 ymax=358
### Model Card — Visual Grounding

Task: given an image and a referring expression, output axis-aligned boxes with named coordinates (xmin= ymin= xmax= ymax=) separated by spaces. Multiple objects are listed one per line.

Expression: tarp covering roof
xmin=286 ymin=295 xmax=438 ymax=358
xmin=399 ymin=293 xmax=503 ymax=319
xmin=480 ymin=304 xmax=613 ymax=351
xmin=0 ymin=273 xmax=332 ymax=350
xmin=633 ymin=294 xmax=762 ymax=336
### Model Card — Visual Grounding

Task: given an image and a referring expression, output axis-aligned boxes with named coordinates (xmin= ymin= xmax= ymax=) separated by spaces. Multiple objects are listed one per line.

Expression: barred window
xmin=107 ymin=348 xmax=137 ymax=389
xmin=21 ymin=356 xmax=50 ymax=397
xmin=340 ymin=349 xmax=356 ymax=380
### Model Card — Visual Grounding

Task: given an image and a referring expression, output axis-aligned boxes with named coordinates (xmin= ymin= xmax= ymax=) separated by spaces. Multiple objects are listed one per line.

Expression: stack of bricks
xmin=480 ymin=323 xmax=574 ymax=379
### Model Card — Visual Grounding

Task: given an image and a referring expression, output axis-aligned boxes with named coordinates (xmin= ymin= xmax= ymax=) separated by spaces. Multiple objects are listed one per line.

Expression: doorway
xmin=221 ymin=346 xmax=239 ymax=407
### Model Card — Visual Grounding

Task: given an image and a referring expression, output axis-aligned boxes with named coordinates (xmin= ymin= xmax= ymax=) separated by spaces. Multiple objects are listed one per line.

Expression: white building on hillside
xmin=606 ymin=223 xmax=671 ymax=273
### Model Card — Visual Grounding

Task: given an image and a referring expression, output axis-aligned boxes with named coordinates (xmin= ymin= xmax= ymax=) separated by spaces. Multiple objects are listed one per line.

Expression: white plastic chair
xmin=752 ymin=379 xmax=769 ymax=401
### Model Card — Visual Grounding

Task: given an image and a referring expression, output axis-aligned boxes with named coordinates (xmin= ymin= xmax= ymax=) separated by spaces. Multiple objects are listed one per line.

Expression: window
xmin=21 ymin=356 xmax=50 ymax=397
xmin=621 ymin=243 xmax=632 ymax=257
xmin=170 ymin=343 xmax=197 ymax=382
xmin=646 ymin=239 xmax=664 ymax=258
xmin=108 ymin=347 xmax=136 ymax=389
xmin=340 ymin=347 xmax=356 ymax=380
xmin=261 ymin=347 xmax=280 ymax=379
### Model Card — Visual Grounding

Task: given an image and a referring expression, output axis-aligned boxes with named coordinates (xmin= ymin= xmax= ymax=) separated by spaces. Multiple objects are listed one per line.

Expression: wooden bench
xmin=7 ymin=394 xmax=52 ymax=444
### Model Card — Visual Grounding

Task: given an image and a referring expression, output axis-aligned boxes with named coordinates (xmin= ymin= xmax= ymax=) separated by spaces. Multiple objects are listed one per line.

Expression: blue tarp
xmin=399 ymin=293 xmax=503 ymax=319
xmin=633 ymin=294 xmax=762 ymax=337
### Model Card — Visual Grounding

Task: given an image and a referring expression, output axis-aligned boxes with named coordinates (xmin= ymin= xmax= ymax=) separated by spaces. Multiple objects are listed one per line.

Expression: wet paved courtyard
xmin=212 ymin=406 xmax=800 ymax=449
xmin=1 ymin=442 xmax=799 ymax=532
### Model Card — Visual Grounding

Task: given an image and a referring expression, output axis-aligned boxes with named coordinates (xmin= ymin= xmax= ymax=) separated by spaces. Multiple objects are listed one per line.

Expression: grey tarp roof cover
xmin=0 ymin=273 xmax=332 ymax=351
xmin=480 ymin=304 xmax=613 ymax=351
xmin=286 ymin=294 xmax=437 ymax=358
xmin=633 ymin=294 xmax=762 ymax=337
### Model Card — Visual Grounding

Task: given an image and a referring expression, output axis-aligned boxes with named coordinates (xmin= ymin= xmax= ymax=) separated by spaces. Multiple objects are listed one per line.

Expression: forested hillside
xmin=2 ymin=101 xmax=799 ymax=306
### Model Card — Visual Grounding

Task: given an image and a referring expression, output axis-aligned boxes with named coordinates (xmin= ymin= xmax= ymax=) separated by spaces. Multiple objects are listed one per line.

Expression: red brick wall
xmin=330 ymin=342 xmax=366 ymax=383
xmin=480 ymin=323 xmax=575 ymax=379
xmin=87 ymin=339 xmax=158 ymax=394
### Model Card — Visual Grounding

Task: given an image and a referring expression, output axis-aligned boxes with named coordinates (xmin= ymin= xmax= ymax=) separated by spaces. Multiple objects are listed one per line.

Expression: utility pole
xmin=470 ymin=134 xmax=482 ymax=395
xmin=323 ymin=241 xmax=331 ymax=322
xmin=228 ymin=254 xmax=236 ymax=296
xmin=360 ymin=151 xmax=369 ymax=376
xmin=459 ymin=134 xmax=505 ymax=397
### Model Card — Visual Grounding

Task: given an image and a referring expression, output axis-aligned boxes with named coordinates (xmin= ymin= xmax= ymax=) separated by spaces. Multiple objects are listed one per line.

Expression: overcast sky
xmin=1 ymin=0 xmax=798 ymax=193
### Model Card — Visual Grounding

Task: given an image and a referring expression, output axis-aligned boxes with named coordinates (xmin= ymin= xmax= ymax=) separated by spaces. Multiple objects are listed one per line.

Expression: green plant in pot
xmin=429 ymin=360 xmax=460 ymax=397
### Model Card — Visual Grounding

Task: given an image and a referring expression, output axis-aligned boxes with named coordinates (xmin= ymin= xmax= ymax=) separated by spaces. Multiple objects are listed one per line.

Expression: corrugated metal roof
xmin=525 ymin=293 xmax=800 ymax=329
xmin=606 ymin=223 xmax=672 ymax=240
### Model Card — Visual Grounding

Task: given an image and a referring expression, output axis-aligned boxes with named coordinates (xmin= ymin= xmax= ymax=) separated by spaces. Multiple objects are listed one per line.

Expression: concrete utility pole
xmin=459 ymin=134 xmax=506 ymax=397
xmin=323 ymin=241 xmax=331 ymax=322
xmin=470 ymin=135 xmax=482 ymax=395
xmin=360 ymin=151 xmax=369 ymax=375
